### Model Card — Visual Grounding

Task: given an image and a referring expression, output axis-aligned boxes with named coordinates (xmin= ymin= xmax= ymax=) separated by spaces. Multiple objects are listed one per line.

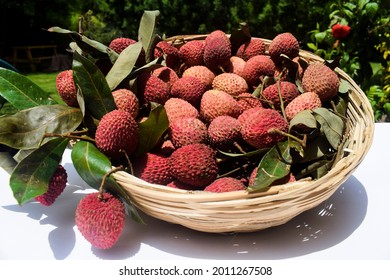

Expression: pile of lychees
xmin=50 ymin=27 xmax=342 ymax=249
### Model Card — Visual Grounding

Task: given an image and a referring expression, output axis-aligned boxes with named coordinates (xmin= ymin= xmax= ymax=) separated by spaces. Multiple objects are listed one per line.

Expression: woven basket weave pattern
xmin=113 ymin=36 xmax=375 ymax=233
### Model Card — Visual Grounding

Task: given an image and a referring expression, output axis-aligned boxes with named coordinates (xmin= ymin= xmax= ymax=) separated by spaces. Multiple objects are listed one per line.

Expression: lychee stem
xmin=268 ymin=128 xmax=307 ymax=149
xmin=98 ymin=165 xmax=124 ymax=200
xmin=233 ymin=141 xmax=247 ymax=154
xmin=42 ymin=130 xmax=94 ymax=144
xmin=120 ymin=149 xmax=134 ymax=175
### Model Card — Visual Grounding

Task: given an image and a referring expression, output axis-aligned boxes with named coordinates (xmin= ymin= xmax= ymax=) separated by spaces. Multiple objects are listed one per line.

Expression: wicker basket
xmin=113 ymin=36 xmax=375 ymax=233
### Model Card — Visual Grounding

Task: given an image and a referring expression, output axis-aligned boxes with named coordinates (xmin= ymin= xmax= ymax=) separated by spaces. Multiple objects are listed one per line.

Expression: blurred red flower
xmin=331 ymin=23 xmax=351 ymax=39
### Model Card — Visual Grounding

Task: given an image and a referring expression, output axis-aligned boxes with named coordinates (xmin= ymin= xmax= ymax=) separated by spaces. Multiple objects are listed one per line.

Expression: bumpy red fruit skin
xmin=223 ymin=56 xmax=246 ymax=76
xmin=164 ymin=98 xmax=199 ymax=124
xmin=170 ymin=76 xmax=207 ymax=107
xmin=236 ymin=38 xmax=266 ymax=61
xmin=179 ymin=40 xmax=205 ymax=66
xmin=112 ymin=89 xmax=139 ymax=119
xmin=200 ymin=90 xmax=241 ymax=123
xmin=204 ymin=177 xmax=246 ymax=193
xmin=212 ymin=73 xmax=249 ymax=96
xmin=285 ymin=91 xmax=322 ymax=121
xmin=95 ymin=110 xmax=139 ymax=159
xmin=208 ymin=115 xmax=242 ymax=149
xmin=236 ymin=92 xmax=263 ymax=112
xmin=133 ymin=153 xmax=173 ymax=185
xmin=268 ymin=32 xmax=299 ymax=64
xmin=154 ymin=41 xmax=181 ymax=70
xmin=302 ymin=63 xmax=340 ymax=102
xmin=169 ymin=143 xmax=218 ymax=187
xmin=35 ymin=165 xmax=67 ymax=206
xmin=203 ymin=30 xmax=232 ymax=71
xmin=241 ymin=108 xmax=288 ymax=149
xmin=262 ymin=81 xmax=299 ymax=110
xmin=182 ymin=65 xmax=216 ymax=88
xmin=169 ymin=117 xmax=208 ymax=148
xmin=109 ymin=37 xmax=137 ymax=54
xmin=242 ymin=55 xmax=276 ymax=88
xmin=75 ymin=192 xmax=125 ymax=250
xmin=137 ymin=73 xmax=171 ymax=105
xmin=152 ymin=66 xmax=179 ymax=89
xmin=56 ymin=70 xmax=78 ymax=107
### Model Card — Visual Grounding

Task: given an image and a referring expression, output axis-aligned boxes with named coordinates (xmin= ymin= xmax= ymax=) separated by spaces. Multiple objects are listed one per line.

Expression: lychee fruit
xmin=182 ymin=65 xmax=216 ymax=88
xmin=241 ymin=108 xmax=288 ymax=149
xmin=169 ymin=143 xmax=218 ymax=187
xmin=133 ymin=152 xmax=173 ymax=185
xmin=223 ymin=56 xmax=246 ymax=76
xmin=95 ymin=109 xmax=139 ymax=159
xmin=154 ymin=40 xmax=181 ymax=70
xmin=170 ymin=76 xmax=207 ymax=107
xmin=168 ymin=117 xmax=208 ymax=148
xmin=75 ymin=192 xmax=125 ymax=250
xmin=204 ymin=177 xmax=246 ymax=193
xmin=301 ymin=63 xmax=340 ymax=102
xmin=242 ymin=55 xmax=276 ymax=88
xmin=109 ymin=37 xmax=137 ymax=54
xmin=262 ymin=81 xmax=299 ymax=110
xmin=200 ymin=90 xmax=241 ymax=123
xmin=164 ymin=97 xmax=199 ymax=124
xmin=236 ymin=92 xmax=263 ymax=112
xmin=112 ymin=88 xmax=139 ymax=119
xmin=212 ymin=73 xmax=249 ymax=96
xmin=35 ymin=165 xmax=67 ymax=206
xmin=137 ymin=72 xmax=170 ymax=105
xmin=285 ymin=91 xmax=322 ymax=121
xmin=152 ymin=66 xmax=179 ymax=89
xmin=179 ymin=40 xmax=205 ymax=67
xmin=56 ymin=70 xmax=78 ymax=107
xmin=268 ymin=32 xmax=300 ymax=64
xmin=237 ymin=107 xmax=265 ymax=125
xmin=208 ymin=115 xmax=242 ymax=149
xmin=203 ymin=30 xmax=232 ymax=71
xmin=236 ymin=37 xmax=266 ymax=61
xmin=167 ymin=180 xmax=197 ymax=190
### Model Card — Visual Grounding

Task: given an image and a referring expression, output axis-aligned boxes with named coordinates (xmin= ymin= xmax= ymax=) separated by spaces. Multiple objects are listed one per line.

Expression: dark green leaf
xmin=71 ymin=141 xmax=143 ymax=223
xmin=9 ymin=138 xmax=69 ymax=205
xmin=134 ymin=103 xmax=169 ymax=156
xmin=313 ymin=108 xmax=345 ymax=150
xmin=230 ymin=22 xmax=251 ymax=55
xmin=72 ymin=51 xmax=117 ymax=120
xmin=106 ymin=41 xmax=143 ymax=90
xmin=289 ymin=110 xmax=319 ymax=140
xmin=333 ymin=91 xmax=349 ymax=116
xmin=338 ymin=77 xmax=350 ymax=94
xmin=297 ymin=133 xmax=335 ymax=162
xmin=247 ymin=141 xmax=292 ymax=193
xmin=0 ymin=68 xmax=56 ymax=110
xmin=0 ymin=104 xmax=83 ymax=149
xmin=138 ymin=10 xmax=161 ymax=63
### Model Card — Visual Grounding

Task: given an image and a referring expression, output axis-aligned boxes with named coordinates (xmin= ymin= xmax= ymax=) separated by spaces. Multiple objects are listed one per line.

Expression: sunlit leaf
xmin=71 ymin=141 xmax=143 ymax=223
xmin=0 ymin=104 xmax=83 ymax=149
xmin=247 ymin=141 xmax=292 ymax=192
xmin=138 ymin=10 xmax=161 ymax=63
xmin=106 ymin=41 xmax=143 ymax=90
xmin=313 ymin=108 xmax=345 ymax=150
xmin=134 ymin=103 xmax=169 ymax=156
xmin=9 ymin=138 xmax=69 ymax=205
xmin=72 ymin=51 xmax=117 ymax=120
xmin=0 ymin=68 xmax=56 ymax=110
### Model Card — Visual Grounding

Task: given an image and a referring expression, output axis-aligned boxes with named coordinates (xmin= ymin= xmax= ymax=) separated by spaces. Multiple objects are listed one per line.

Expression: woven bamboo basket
xmin=113 ymin=35 xmax=375 ymax=233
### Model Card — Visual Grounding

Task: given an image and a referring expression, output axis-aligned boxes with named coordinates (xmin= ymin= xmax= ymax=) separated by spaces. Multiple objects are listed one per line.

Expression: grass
xmin=26 ymin=71 xmax=63 ymax=103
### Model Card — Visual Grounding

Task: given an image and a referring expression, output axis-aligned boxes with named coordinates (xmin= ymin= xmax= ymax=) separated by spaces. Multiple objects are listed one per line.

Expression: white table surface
xmin=1 ymin=123 xmax=389 ymax=260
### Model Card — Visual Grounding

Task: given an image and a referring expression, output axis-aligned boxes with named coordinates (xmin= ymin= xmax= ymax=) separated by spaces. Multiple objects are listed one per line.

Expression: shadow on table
xmin=96 ymin=175 xmax=368 ymax=260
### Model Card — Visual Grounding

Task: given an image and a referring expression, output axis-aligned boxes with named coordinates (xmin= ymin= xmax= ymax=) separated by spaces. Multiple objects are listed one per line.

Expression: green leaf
xmin=47 ymin=27 xmax=109 ymax=58
xmin=138 ymin=10 xmax=161 ymax=63
xmin=338 ymin=78 xmax=350 ymax=94
xmin=71 ymin=141 xmax=143 ymax=223
xmin=0 ymin=68 xmax=56 ymax=110
xmin=106 ymin=41 xmax=143 ymax=90
xmin=314 ymin=32 xmax=327 ymax=43
xmin=358 ymin=0 xmax=370 ymax=10
xmin=134 ymin=103 xmax=169 ymax=156
xmin=9 ymin=137 xmax=69 ymax=205
xmin=247 ymin=141 xmax=292 ymax=193
xmin=0 ymin=104 xmax=83 ymax=149
xmin=313 ymin=108 xmax=345 ymax=150
xmin=365 ymin=3 xmax=378 ymax=17
xmin=72 ymin=51 xmax=117 ymax=120
xmin=306 ymin=43 xmax=317 ymax=51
